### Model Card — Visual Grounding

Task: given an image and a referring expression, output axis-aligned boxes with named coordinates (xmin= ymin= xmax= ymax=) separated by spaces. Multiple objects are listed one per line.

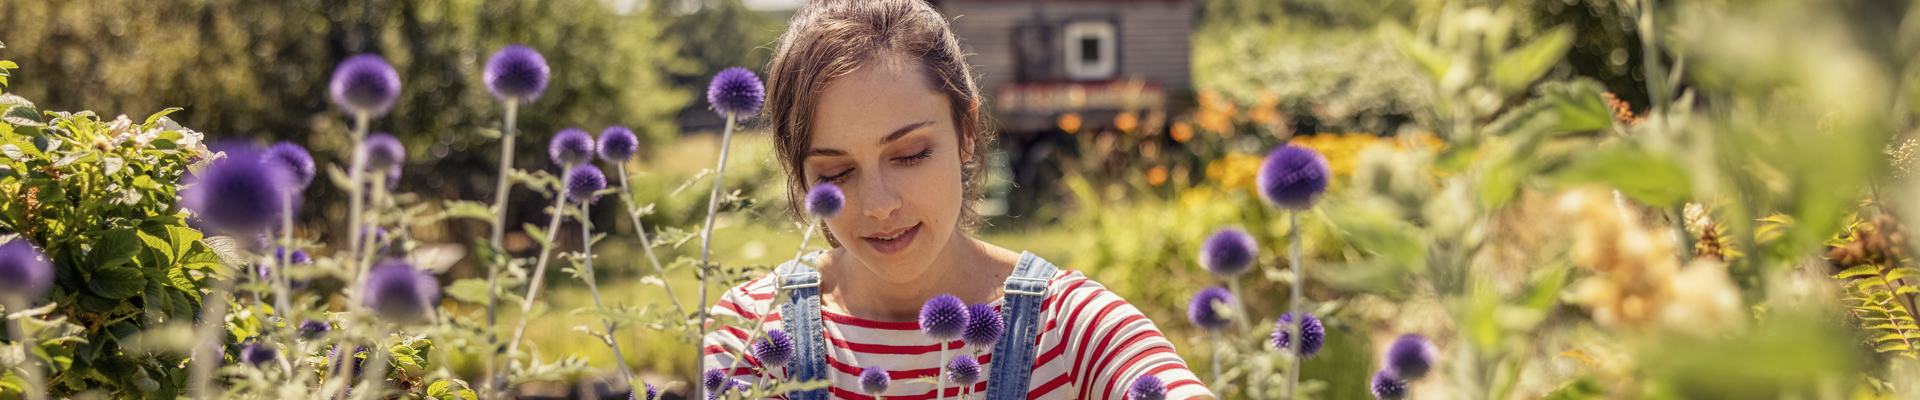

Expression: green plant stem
xmin=188 ymin=282 xmax=233 ymax=399
xmin=500 ymin=168 xmax=575 ymax=389
xmin=6 ymin=306 xmax=47 ymax=400
xmin=613 ymin=165 xmax=687 ymax=327
xmin=347 ymin=112 xmax=369 ymax=281
xmin=1283 ymin=211 xmax=1304 ymax=400
xmin=356 ymin=173 xmax=389 ymax=277
xmin=354 ymin=329 xmax=395 ymax=400
xmin=1637 ymin=0 xmax=1670 ymax=113
xmin=1209 ymin=330 xmax=1222 ymax=387
xmin=483 ymin=99 xmax=516 ymax=399
xmin=578 ymin=201 xmax=635 ymax=383
xmin=279 ymin=197 xmax=302 ymax=386
xmin=719 ymin=217 xmax=820 ymax=385
xmin=697 ymin=113 xmax=738 ymax=398
xmin=937 ymin=341 xmax=949 ymax=400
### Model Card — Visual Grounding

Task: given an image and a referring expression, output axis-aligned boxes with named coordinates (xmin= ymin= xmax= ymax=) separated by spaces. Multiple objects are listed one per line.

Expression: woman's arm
xmin=1047 ymin=277 xmax=1214 ymax=400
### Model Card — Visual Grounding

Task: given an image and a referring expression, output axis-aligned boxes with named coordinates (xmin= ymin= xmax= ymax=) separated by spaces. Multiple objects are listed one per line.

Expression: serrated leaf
xmin=1876 ymin=341 xmax=1912 ymax=352
xmin=1555 ymin=147 xmax=1690 ymax=207
xmin=524 ymin=223 xmax=551 ymax=248
xmin=1898 ymin=286 xmax=1919 ymax=295
xmin=1492 ymin=26 xmax=1574 ymax=94
xmin=1874 ymin=332 xmax=1913 ymax=342
xmin=142 ymin=108 xmax=182 ymax=128
xmin=444 ymin=278 xmax=493 ymax=304
xmin=90 ymin=229 xmax=142 ymax=270
xmin=1834 ymin=265 xmax=1883 ymax=279
xmin=439 ymin=200 xmax=496 ymax=221
xmin=1886 ymin=267 xmax=1920 ymax=281
xmin=87 ymin=267 xmax=148 ymax=300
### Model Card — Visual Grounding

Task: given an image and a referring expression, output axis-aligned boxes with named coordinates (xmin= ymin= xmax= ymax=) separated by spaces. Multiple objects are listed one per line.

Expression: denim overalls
xmin=772 ymin=251 xmax=1058 ymax=400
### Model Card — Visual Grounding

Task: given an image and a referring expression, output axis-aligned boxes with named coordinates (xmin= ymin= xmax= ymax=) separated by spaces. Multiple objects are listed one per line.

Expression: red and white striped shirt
xmin=702 ymin=268 xmax=1211 ymax=400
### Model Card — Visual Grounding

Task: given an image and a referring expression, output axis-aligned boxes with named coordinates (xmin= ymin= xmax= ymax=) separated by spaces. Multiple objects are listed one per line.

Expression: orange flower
xmin=1058 ymin=113 xmax=1082 ymax=134
xmin=1115 ymin=112 xmax=1139 ymax=133
xmin=1147 ymin=166 xmax=1168 ymax=186
xmin=1171 ymin=122 xmax=1194 ymax=143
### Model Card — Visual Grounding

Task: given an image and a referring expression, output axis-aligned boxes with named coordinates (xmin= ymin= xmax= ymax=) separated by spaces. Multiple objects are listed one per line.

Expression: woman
xmin=702 ymin=1 xmax=1212 ymax=399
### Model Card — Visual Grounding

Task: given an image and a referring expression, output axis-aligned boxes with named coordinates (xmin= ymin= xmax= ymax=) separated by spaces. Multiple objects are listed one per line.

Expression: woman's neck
xmin=820 ymin=232 xmax=1020 ymax=322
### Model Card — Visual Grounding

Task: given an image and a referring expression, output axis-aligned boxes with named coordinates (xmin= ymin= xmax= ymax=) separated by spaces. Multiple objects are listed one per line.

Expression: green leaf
xmin=142 ymin=108 xmax=183 ymax=128
xmin=1898 ymin=286 xmax=1919 ymax=295
xmin=1874 ymin=332 xmax=1912 ymax=342
xmin=87 ymin=267 xmax=148 ymax=300
xmin=1492 ymin=26 xmax=1574 ymax=94
xmin=1540 ymin=79 xmax=1614 ymax=132
xmin=138 ymin=228 xmax=175 ymax=267
xmin=1834 ymin=265 xmax=1883 ymax=280
xmin=1886 ymin=267 xmax=1920 ymax=281
xmin=1876 ymin=341 xmax=1912 ymax=352
xmin=426 ymin=381 xmax=452 ymax=398
xmin=1555 ymin=147 xmax=1690 ymax=207
xmin=444 ymin=278 xmax=493 ymax=304
xmin=525 ymin=223 xmax=551 ymax=248
xmin=90 ymin=229 xmax=142 ymax=270
xmin=1380 ymin=23 xmax=1449 ymax=81
xmin=439 ymin=200 xmax=496 ymax=222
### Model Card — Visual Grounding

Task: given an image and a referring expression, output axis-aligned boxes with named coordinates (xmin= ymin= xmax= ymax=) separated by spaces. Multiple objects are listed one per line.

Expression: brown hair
xmin=764 ymin=0 xmax=992 ymax=240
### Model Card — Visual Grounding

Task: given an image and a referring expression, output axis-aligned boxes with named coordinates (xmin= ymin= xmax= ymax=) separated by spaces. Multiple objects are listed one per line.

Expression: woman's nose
xmin=860 ymin=172 xmax=901 ymax=221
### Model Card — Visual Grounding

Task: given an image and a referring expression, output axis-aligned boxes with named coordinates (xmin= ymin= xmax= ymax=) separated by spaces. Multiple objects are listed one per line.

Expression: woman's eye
xmin=817 ymin=169 xmax=851 ymax=184
xmin=895 ymin=148 xmax=933 ymax=166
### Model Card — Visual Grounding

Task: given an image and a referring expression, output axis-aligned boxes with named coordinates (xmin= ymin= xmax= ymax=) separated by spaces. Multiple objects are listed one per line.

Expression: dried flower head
xmin=265 ymin=142 xmax=316 ymax=192
xmin=1384 ymin=334 xmax=1437 ymax=380
xmin=1187 ymin=287 xmax=1234 ymax=331
xmin=361 ymin=260 xmax=439 ymax=323
xmin=947 ymin=355 xmax=981 ymax=386
xmin=1256 ymin=145 xmax=1331 ymax=210
xmin=298 ymin=319 xmax=331 ymax=340
xmin=1200 ymin=227 xmax=1258 ymax=276
xmin=1271 ymin=312 xmax=1325 ymax=358
xmin=240 ymin=342 xmax=278 ymax=366
xmin=484 ymin=45 xmax=551 ymax=103
xmin=567 ymin=165 xmax=606 ymax=204
xmin=753 ymin=329 xmax=796 ymax=369
xmin=962 ymin=303 xmax=1003 ymax=348
xmin=919 ymin=294 xmax=970 ymax=340
xmin=1128 ymin=375 xmax=1167 ymax=400
xmin=859 ymin=366 xmax=890 ymax=396
xmin=1370 ymin=370 xmax=1408 ymax=399
xmin=807 ymin=183 xmax=845 ymax=219
xmin=184 ymin=144 xmax=292 ymax=235
xmin=328 ymin=54 xmax=402 ymax=116
xmin=598 ymin=126 xmax=640 ymax=163
xmin=550 ymin=128 xmax=596 ymax=167
xmin=361 ymin=133 xmax=406 ymax=173
xmin=707 ymin=67 xmax=766 ymax=118
xmin=0 ymin=240 xmax=54 ymax=306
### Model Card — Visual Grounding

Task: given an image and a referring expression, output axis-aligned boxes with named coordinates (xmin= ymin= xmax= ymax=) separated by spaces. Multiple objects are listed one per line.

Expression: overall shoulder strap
xmin=775 ymin=251 xmax=830 ymax=400
xmin=985 ymin=252 xmax=1059 ymax=400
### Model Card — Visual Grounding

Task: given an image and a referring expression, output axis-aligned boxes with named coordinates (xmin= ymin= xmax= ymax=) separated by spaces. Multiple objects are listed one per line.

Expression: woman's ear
xmin=961 ymin=100 xmax=980 ymax=163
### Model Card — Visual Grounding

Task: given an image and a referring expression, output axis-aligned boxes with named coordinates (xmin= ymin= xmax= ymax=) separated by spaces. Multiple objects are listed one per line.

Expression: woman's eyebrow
xmin=806 ymin=120 xmax=936 ymax=158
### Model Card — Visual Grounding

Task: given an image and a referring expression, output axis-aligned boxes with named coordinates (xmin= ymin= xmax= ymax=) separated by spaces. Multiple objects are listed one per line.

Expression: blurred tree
xmin=648 ymin=0 xmax=782 ymax=132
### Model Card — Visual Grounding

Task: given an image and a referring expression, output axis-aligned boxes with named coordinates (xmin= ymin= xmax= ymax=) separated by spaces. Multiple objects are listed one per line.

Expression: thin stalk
xmin=696 ymin=113 xmax=738 ymax=398
xmin=354 ymin=329 xmax=395 ymax=400
xmin=719 ymin=217 xmax=820 ymax=381
xmin=1209 ymin=330 xmax=1222 ymax=387
xmin=356 ymin=173 xmax=389 ymax=276
xmin=500 ymin=168 xmax=575 ymax=386
xmin=937 ymin=342 xmax=949 ymax=400
xmin=578 ymin=202 xmax=635 ymax=382
xmin=346 ymin=113 xmax=369 ymax=280
xmin=1673 ymin=204 xmax=1693 ymax=265
xmin=614 ymin=166 xmax=687 ymax=323
xmin=488 ymin=100 xmax=518 ymax=329
xmin=280 ymin=195 xmax=301 ymax=386
xmin=188 ymin=283 xmax=233 ymax=399
xmin=1637 ymin=0 xmax=1670 ymax=113
xmin=1283 ymin=211 xmax=1304 ymax=400
xmin=6 ymin=307 xmax=47 ymax=400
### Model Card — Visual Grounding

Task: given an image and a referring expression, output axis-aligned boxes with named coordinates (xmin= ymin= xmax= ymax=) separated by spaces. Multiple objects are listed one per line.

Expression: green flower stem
xmin=937 ymin=341 xmax=949 ymax=400
xmin=612 ymin=164 xmax=687 ymax=328
xmin=483 ymin=99 xmax=516 ymax=399
xmin=6 ymin=307 xmax=47 ymax=400
xmin=188 ymin=282 xmax=233 ymax=398
xmin=1283 ymin=211 xmax=1304 ymax=400
xmin=355 ymin=173 xmax=389 ymax=272
xmin=354 ymin=329 xmax=396 ymax=400
xmin=1209 ymin=330 xmax=1221 ymax=387
xmin=697 ymin=113 xmax=738 ymax=397
xmin=720 ymin=217 xmax=820 ymax=383
xmin=501 ymin=168 xmax=575 ymax=388
xmin=346 ymin=112 xmax=369 ymax=281
xmin=578 ymin=201 xmax=635 ymax=383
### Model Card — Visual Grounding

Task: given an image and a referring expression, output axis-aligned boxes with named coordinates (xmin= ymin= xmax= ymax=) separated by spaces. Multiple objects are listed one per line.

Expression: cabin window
xmin=1063 ymin=21 xmax=1116 ymax=80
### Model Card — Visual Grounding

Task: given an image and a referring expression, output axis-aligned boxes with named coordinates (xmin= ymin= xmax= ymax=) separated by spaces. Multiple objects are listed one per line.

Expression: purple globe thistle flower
xmin=1385 ymin=334 xmax=1438 ymax=380
xmin=1370 ymin=370 xmax=1408 ymax=400
xmin=360 ymin=260 xmax=440 ymax=323
xmin=298 ymin=319 xmax=332 ymax=340
xmin=702 ymin=369 xmax=728 ymax=393
xmin=328 ymin=54 xmax=402 ymax=116
xmin=1186 ymin=286 xmax=1233 ymax=331
xmin=329 ymin=346 xmax=369 ymax=378
xmin=361 ymin=133 xmax=406 ymax=173
xmin=707 ymin=67 xmax=765 ymax=118
xmin=753 ymin=329 xmax=796 ymax=369
xmin=919 ymin=294 xmax=970 ymax=341
xmin=483 ymin=45 xmax=551 ymax=103
xmin=807 ymin=183 xmax=844 ymax=219
xmin=1257 ymin=145 xmax=1331 ymax=210
xmin=1128 ymin=375 xmax=1167 ymax=400
xmin=962 ymin=303 xmax=1003 ymax=348
xmin=947 ymin=354 xmax=981 ymax=387
xmin=239 ymin=342 xmax=278 ymax=366
xmin=636 ymin=383 xmax=658 ymax=400
xmin=264 ymin=141 xmax=315 ymax=192
xmin=598 ymin=126 xmax=640 ymax=163
xmin=1199 ymin=227 xmax=1258 ymax=276
xmin=567 ymin=165 xmax=606 ymax=204
xmin=361 ymin=226 xmax=392 ymax=255
xmin=0 ymin=240 xmax=53 ymax=306
xmin=183 ymin=144 xmax=292 ymax=235
xmin=262 ymin=247 xmax=313 ymax=291
xmin=549 ymin=128 xmax=595 ymax=167
xmin=859 ymin=366 xmax=890 ymax=396
xmin=1271 ymin=312 xmax=1326 ymax=358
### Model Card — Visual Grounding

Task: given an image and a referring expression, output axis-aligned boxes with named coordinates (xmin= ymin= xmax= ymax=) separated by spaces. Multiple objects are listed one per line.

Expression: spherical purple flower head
xmin=1200 ymin=227 xmax=1258 ymax=276
xmin=1128 ymin=375 xmax=1167 ymax=400
xmin=598 ymin=126 xmax=640 ymax=163
xmin=1385 ymin=334 xmax=1438 ymax=380
xmin=753 ymin=329 xmax=796 ymax=368
xmin=1186 ymin=286 xmax=1233 ymax=331
xmin=962 ymin=303 xmax=1003 ymax=348
xmin=807 ymin=183 xmax=845 ymax=219
xmin=360 ymin=260 xmax=440 ymax=323
xmin=268 ymin=247 xmax=313 ymax=291
xmin=184 ymin=143 xmax=292 ymax=235
xmin=264 ymin=141 xmax=315 ymax=192
xmin=549 ymin=128 xmax=595 ymax=167
xmin=1271 ymin=312 xmax=1326 ymax=358
xmin=947 ymin=355 xmax=981 ymax=386
xmin=1257 ymin=145 xmax=1331 ymax=210
xmin=361 ymin=133 xmax=406 ymax=173
xmin=702 ymin=369 xmax=728 ymax=393
xmin=1371 ymin=369 xmax=1409 ymax=400
xmin=707 ymin=67 xmax=765 ymax=118
xmin=359 ymin=226 xmax=393 ymax=255
xmin=239 ymin=341 xmax=278 ymax=366
xmin=329 ymin=54 xmax=402 ymax=117
xmin=483 ymin=45 xmax=551 ymax=103
xmin=298 ymin=319 xmax=332 ymax=340
xmin=919 ymin=294 xmax=970 ymax=340
xmin=329 ymin=345 xmax=369 ymax=378
xmin=567 ymin=165 xmax=606 ymax=204
xmin=0 ymin=240 xmax=53 ymax=306
xmin=859 ymin=366 xmax=890 ymax=396
xmin=634 ymin=383 xmax=658 ymax=400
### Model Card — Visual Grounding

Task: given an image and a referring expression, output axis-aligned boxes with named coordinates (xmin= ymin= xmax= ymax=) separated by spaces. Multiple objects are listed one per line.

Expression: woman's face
xmin=805 ymin=57 xmax=969 ymax=283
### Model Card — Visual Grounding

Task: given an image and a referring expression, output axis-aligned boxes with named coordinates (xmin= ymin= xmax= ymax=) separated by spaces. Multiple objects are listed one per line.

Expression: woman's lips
xmin=864 ymin=223 xmax=921 ymax=255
